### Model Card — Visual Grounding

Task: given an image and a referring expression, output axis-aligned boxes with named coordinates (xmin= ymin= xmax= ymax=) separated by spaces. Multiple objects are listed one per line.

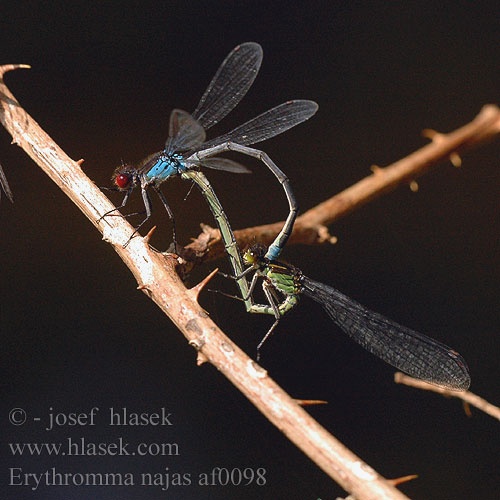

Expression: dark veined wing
xmin=192 ymin=42 xmax=263 ymax=131
xmin=189 ymin=157 xmax=251 ymax=174
xmin=166 ymin=109 xmax=206 ymax=153
xmin=195 ymin=100 xmax=318 ymax=151
xmin=0 ymin=162 xmax=14 ymax=203
xmin=301 ymin=276 xmax=471 ymax=390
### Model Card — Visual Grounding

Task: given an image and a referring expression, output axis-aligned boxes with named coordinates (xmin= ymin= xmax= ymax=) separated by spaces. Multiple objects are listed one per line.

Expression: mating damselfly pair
xmin=99 ymin=42 xmax=470 ymax=391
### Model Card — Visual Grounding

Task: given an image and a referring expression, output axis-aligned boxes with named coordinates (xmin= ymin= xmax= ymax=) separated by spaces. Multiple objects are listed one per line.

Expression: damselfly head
xmin=243 ymin=244 xmax=267 ymax=266
xmin=112 ymin=164 xmax=137 ymax=190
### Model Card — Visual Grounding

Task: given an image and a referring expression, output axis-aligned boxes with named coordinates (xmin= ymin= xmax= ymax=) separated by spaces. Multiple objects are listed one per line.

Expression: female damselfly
xmin=231 ymin=244 xmax=470 ymax=390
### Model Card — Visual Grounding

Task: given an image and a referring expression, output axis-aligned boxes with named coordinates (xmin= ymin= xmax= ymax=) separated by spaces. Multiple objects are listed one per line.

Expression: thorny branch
xmin=2 ymin=65 xmax=500 ymax=500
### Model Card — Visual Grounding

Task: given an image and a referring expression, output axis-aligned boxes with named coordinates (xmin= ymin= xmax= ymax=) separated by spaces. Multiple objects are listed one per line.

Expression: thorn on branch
xmin=294 ymin=399 xmax=328 ymax=406
xmin=137 ymin=284 xmax=153 ymax=297
xmin=388 ymin=474 xmax=418 ymax=486
xmin=463 ymin=401 xmax=472 ymax=417
xmin=422 ymin=128 xmax=444 ymax=142
xmin=143 ymin=225 xmax=157 ymax=245
xmin=187 ymin=268 xmax=219 ymax=303
xmin=449 ymin=152 xmax=462 ymax=167
xmin=196 ymin=352 xmax=209 ymax=365
xmin=0 ymin=63 xmax=31 ymax=78
xmin=188 ymin=339 xmax=209 ymax=365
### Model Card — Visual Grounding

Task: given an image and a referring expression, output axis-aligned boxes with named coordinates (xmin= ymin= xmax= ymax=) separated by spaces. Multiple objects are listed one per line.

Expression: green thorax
xmin=263 ymin=261 xmax=302 ymax=296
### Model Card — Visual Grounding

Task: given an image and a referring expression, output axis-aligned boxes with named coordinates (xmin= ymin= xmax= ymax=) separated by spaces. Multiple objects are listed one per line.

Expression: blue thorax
xmin=144 ymin=152 xmax=187 ymax=182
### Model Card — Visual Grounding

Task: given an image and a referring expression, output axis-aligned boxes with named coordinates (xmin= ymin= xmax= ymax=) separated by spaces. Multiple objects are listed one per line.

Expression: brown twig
xmin=187 ymin=104 xmax=500 ymax=261
xmin=394 ymin=373 xmax=500 ymax=421
xmin=2 ymin=65 xmax=500 ymax=499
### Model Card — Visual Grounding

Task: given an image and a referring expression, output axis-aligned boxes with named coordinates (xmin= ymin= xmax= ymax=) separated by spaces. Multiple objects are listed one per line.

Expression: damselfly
xmin=232 ymin=244 xmax=470 ymax=390
xmin=99 ymin=42 xmax=317 ymax=309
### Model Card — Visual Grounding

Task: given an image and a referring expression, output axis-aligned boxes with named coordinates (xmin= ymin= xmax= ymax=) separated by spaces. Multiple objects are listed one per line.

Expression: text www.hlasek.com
xmin=8 ymin=437 xmax=178 ymax=457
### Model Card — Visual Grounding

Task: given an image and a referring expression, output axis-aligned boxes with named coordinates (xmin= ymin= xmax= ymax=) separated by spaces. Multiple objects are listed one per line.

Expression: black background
xmin=1 ymin=2 xmax=499 ymax=499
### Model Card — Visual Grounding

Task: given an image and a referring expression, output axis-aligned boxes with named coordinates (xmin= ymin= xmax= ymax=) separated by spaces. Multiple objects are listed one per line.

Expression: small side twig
xmin=394 ymin=372 xmax=500 ymax=422
xmin=187 ymin=104 xmax=500 ymax=261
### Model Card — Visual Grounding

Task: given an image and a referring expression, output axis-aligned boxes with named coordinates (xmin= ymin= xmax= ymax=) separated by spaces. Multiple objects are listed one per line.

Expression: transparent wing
xmin=196 ymin=100 xmax=318 ymax=151
xmin=190 ymin=157 xmax=251 ymax=174
xmin=301 ymin=276 xmax=471 ymax=390
xmin=166 ymin=109 xmax=206 ymax=153
xmin=192 ymin=42 xmax=263 ymax=131
xmin=0 ymin=162 xmax=14 ymax=203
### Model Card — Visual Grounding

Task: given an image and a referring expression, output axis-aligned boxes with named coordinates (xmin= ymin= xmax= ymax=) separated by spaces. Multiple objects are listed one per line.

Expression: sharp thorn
xmin=294 ymin=399 xmax=328 ymax=406
xmin=388 ymin=474 xmax=418 ymax=486
xmin=143 ymin=225 xmax=157 ymax=244
xmin=188 ymin=268 xmax=219 ymax=302
xmin=463 ymin=401 xmax=472 ymax=417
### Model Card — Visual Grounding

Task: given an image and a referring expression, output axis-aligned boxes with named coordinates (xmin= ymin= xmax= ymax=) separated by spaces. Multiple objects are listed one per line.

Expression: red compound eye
xmin=115 ymin=173 xmax=131 ymax=189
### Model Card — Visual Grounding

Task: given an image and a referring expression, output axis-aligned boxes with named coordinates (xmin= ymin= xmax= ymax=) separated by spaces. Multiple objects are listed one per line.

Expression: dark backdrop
xmin=1 ymin=2 xmax=499 ymax=499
